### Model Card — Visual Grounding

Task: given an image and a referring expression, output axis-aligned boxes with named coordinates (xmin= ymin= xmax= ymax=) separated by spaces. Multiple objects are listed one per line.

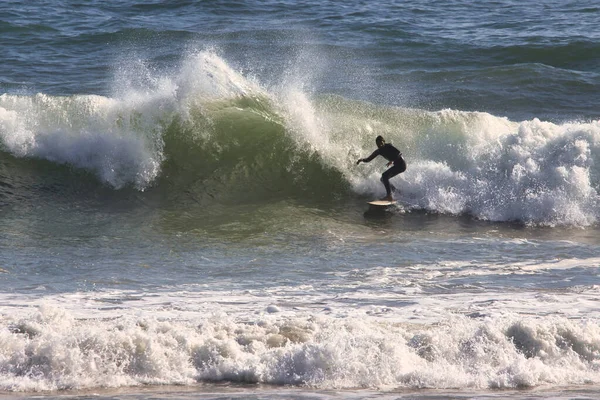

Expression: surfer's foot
xmin=380 ymin=195 xmax=394 ymax=201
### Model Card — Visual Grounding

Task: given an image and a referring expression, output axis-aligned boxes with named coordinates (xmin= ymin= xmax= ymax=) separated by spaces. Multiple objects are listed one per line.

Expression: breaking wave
xmin=1 ymin=50 xmax=599 ymax=226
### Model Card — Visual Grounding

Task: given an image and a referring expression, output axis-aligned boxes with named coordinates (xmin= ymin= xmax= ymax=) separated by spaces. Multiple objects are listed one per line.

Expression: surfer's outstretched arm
xmin=356 ymin=149 xmax=380 ymax=164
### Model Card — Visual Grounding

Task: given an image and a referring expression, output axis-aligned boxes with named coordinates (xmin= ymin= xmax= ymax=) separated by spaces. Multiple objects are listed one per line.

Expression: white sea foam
xmin=347 ymin=112 xmax=600 ymax=226
xmin=1 ymin=244 xmax=599 ymax=392
xmin=1 ymin=295 xmax=600 ymax=392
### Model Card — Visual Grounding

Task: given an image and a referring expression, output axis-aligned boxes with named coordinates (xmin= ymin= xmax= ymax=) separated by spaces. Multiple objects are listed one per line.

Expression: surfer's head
xmin=375 ymin=135 xmax=385 ymax=148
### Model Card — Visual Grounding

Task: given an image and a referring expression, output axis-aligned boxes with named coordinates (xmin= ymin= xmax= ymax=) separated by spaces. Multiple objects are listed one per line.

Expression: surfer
xmin=356 ymin=135 xmax=406 ymax=201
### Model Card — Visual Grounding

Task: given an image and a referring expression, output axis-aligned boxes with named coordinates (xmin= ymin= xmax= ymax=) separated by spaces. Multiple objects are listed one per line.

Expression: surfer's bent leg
xmin=380 ymin=157 xmax=407 ymax=196
xmin=381 ymin=169 xmax=399 ymax=196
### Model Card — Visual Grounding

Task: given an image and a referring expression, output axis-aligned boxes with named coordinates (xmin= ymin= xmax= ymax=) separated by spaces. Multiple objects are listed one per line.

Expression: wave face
xmin=1 ymin=51 xmax=599 ymax=226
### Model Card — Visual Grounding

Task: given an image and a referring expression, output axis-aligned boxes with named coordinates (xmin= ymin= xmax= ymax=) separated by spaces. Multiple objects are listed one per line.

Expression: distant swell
xmin=485 ymin=40 xmax=600 ymax=69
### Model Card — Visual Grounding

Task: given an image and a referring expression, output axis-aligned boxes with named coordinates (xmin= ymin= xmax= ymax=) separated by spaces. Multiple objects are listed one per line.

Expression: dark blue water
xmin=2 ymin=1 xmax=599 ymax=121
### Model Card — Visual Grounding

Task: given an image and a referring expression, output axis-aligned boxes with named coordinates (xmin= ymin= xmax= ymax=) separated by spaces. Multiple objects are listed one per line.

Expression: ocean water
xmin=1 ymin=1 xmax=600 ymax=399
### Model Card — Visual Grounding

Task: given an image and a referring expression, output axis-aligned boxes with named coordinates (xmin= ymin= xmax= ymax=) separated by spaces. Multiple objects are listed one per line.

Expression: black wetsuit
xmin=362 ymin=143 xmax=406 ymax=196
